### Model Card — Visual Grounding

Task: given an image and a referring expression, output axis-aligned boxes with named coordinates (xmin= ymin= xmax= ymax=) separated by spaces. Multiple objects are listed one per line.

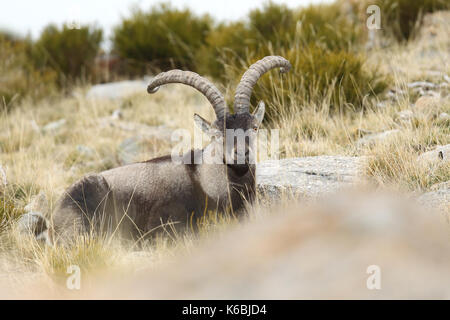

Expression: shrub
xmin=226 ymin=45 xmax=388 ymax=121
xmin=375 ymin=0 xmax=450 ymax=41
xmin=199 ymin=1 xmax=366 ymax=83
xmin=31 ymin=23 xmax=103 ymax=85
xmin=0 ymin=32 xmax=57 ymax=108
xmin=294 ymin=2 xmax=364 ymax=51
xmin=112 ymin=3 xmax=211 ymax=75
xmin=248 ymin=2 xmax=296 ymax=47
xmin=196 ymin=21 xmax=254 ymax=80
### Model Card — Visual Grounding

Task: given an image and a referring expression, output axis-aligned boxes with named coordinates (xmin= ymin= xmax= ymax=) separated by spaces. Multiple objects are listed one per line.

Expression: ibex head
xmin=147 ymin=56 xmax=292 ymax=167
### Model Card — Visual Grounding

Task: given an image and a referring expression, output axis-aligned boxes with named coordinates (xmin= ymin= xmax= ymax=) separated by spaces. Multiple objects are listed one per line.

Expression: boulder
xmin=23 ymin=191 xmax=49 ymax=214
xmin=117 ymin=137 xmax=140 ymax=165
xmin=356 ymin=129 xmax=400 ymax=147
xmin=396 ymin=109 xmax=414 ymax=123
xmin=418 ymin=182 xmax=450 ymax=212
xmin=418 ymin=144 xmax=450 ymax=163
xmin=16 ymin=212 xmax=49 ymax=242
xmin=413 ymin=96 xmax=441 ymax=116
xmin=42 ymin=119 xmax=66 ymax=133
xmin=86 ymin=79 xmax=148 ymax=100
xmin=256 ymin=156 xmax=363 ymax=198
xmin=98 ymin=118 xmax=173 ymax=141
xmin=111 ymin=109 xmax=123 ymax=120
xmin=438 ymin=112 xmax=450 ymax=121
xmin=0 ymin=164 xmax=6 ymax=190
xmin=407 ymin=81 xmax=436 ymax=90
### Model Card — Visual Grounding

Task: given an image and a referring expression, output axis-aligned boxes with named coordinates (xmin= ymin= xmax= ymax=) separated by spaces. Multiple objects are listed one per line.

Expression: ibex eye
xmin=253 ymin=127 xmax=258 ymax=131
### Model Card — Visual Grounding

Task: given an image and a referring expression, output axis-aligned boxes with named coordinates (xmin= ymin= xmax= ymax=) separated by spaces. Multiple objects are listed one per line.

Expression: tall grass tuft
xmin=375 ymin=0 xmax=450 ymax=41
xmin=31 ymin=24 xmax=103 ymax=86
xmin=112 ymin=3 xmax=212 ymax=75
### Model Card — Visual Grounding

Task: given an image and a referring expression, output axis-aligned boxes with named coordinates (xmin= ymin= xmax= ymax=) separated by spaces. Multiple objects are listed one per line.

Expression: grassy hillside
xmin=0 ymin=6 xmax=449 ymax=298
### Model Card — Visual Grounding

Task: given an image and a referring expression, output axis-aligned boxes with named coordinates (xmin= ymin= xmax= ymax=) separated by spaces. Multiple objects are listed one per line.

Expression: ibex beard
xmin=33 ymin=56 xmax=292 ymax=245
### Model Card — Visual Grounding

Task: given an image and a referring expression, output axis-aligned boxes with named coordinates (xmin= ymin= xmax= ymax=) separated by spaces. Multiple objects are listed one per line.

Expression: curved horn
xmin=147 ymin=70 xmax=227 ymax=119
xmin=234 ymin=56 xmax=292 ymax=114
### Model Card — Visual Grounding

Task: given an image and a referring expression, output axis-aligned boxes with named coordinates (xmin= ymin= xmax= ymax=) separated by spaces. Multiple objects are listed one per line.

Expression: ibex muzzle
xmin=47 ymin=56 xmax=291 ymax=244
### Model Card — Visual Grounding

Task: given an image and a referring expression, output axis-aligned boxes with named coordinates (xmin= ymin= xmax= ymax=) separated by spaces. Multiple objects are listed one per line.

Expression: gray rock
xmin=86 ymin=80 xmax=148 ymax=100
xmin=98 ymin=118 xmax=173 ymax=141
xmin=111 ymin=109 xmax=123 ymax=120
xmin=356 ymin=129 xmax=400 ymax=147
xmin=16 ymin=212 xmax=49 ymax=242
xmin=407 ymin=81 xmax=436 ymax=89
xmin=425 ymin=70 xmax=444 ymax=78
xmin=416 ymin=89 xmax=440 ymax=97
xmin=256 ymin=156 xmax=363 ymax=198
xmin=413 ymin=96 xmax=441 ymax=115
xmin=438 ymin=112 xmax=450 ymax=121
xmin=29 ymin=120 xmax=40 ymax=133
xmin=418 ymin=144 xmax=450 ymax=162
xmin=76 ymin=145 xmax=95 ymax=157
xmin=376 ymin=101 xmax=388 ymax=108
xmin=42 ymin=119 xmax=66 ymax=133
xmin=0 ymin=164 xmax=6 ymax=189
xmin=386 ymin=89 xmax=406 ymax=101
xmin=118 ymin=136 xmax=141 ymax=165
xmin=417 ymin=184 xmax=450 ymax=212
xmin=396 ymin=109 xmax=414 ymax=122
xmin=23 ymin=191 xmax=49 ymax=214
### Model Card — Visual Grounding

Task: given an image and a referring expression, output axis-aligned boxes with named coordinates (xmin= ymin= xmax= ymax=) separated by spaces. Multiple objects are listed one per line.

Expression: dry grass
xmin=0 ymin=10 xmax=449 ymax=299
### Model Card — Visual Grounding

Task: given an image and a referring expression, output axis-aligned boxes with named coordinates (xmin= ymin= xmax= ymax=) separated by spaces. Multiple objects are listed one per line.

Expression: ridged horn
xmin=234 ymin=56 xmax=292 ymax=114
xmin=147 ymin=70 xmax=227 ymax=119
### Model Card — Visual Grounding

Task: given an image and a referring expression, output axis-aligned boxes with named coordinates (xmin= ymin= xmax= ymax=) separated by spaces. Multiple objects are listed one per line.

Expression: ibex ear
xmin=194 ymin=113 xmax=221 ymax=138
xmin=253 ymin=101 xmax=265 ymax=125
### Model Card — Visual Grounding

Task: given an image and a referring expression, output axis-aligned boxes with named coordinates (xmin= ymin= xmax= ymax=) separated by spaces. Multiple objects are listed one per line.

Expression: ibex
xmin=33 ymin=56 xmax=291 ymax=244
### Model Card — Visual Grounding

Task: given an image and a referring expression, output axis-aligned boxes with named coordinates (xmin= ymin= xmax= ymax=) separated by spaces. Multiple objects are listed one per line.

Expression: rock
xmin=386 ymin=89 xmax=406 ymax=101
xmin=407 ymin=81 xmax=436 ymax=90
xmin=23 ymin=191 xmax=49 ymax=215
xmin=396 ymin=109 xmax=414 ymax=122
xmin=29 ymin=120 xmax=40 ymax=133
xmin=42 ymin=119 xmax=66 ymax=133
xmin=98 ymin=118 xmax=173 ymax=141
xmin=256 ymin=156 xmax=363 ymax=198
xmin=430 ymin=181 xmax=450 ymax=191
xmin=417 ymin=89 xmax=440 ymax=97
xmin=445 ymin=75 xmax=450 ymax=83
xmin=16 ymin=212 xmax=50 ymax=243
xmin=438 ymin=112 xmax=450 ymax=121
xmin=413 ymin=96 xmax=441 ymax=116
xmin=86 ymin=80 xmax=148 ymax=100
xmin=76 ymin=145 xmax=95 ymax=157
xmin=111 ymin=109 xmax=123 ymax=120
xmin=117 ymin=137 xmax=141 ymax=165
xmin=355 ymin=128 xmax=373 ymax=137
xmin=418 ymin=144 xmax=450 ymax=163
xmin=0 ymin=164 xmax=6 ymax=189
xmin=356 ymin=129 xmax=400 ymax=147
xmin=424 ymin=70 xmax=444 ymax=78
xmin=376 ymin=101 xmax=388 ymax=108
xmin=417 ymin=185 xmax=450 ymax=212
